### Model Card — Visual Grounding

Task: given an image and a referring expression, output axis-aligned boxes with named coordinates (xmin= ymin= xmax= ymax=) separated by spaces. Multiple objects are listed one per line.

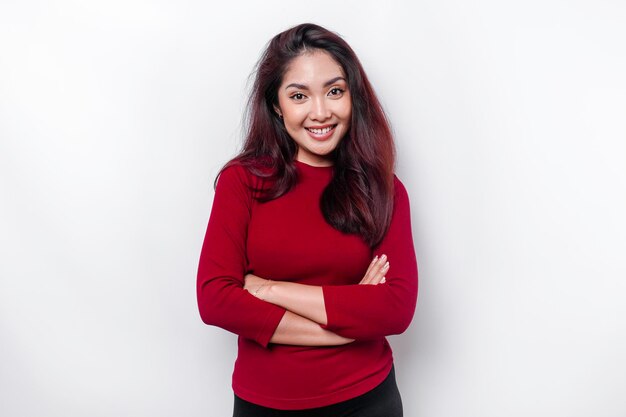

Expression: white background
xmin=1 ymin=1 xmax=625 ymax=416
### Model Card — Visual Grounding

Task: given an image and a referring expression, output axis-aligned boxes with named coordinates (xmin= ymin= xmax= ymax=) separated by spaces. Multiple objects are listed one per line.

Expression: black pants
xmin=233 ymin=366 xmax=403 ymax=417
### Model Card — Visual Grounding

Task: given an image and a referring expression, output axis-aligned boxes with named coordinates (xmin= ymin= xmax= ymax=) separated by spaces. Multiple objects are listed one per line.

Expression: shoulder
xmin=216 ymin=159 xmax=273 ymax=197
xmin=217 ymin=161 xmax=252 ymax=186
xmin=392 ymin=174 xmax=410 ymax=204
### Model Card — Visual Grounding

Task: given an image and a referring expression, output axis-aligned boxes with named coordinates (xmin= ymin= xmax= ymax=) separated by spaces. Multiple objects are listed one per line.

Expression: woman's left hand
xmin=244 ymin=273 xmax=272 ymax=300
xmin=359 ymin=254 xmax=389 ymax=285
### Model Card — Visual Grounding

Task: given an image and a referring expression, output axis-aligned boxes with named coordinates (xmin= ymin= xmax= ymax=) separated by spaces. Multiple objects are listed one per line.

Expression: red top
xmin=197 ymin=160 xmax=418 ymax=410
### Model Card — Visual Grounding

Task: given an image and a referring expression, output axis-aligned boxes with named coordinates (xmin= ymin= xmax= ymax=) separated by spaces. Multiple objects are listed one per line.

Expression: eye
xmin=289 ymin=92 xmax=307 ymax=101
xmin=328 ymin=87 xmax=345 ymax=97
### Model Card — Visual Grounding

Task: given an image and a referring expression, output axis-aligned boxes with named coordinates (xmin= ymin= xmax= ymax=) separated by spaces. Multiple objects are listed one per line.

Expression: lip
xmin=306 ymin=123 xmax=336 ymax=129
xmin=305 ymin=124 xmax=337 ymax=141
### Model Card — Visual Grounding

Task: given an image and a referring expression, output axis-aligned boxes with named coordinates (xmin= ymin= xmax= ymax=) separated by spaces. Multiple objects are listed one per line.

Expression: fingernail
xmin=383 ymin=262 xmax=390 ymax=269
xmin=372 ymin=256 xmax=379 ymax=262
xmin=380 ymin=254 xmax=387 ymax=261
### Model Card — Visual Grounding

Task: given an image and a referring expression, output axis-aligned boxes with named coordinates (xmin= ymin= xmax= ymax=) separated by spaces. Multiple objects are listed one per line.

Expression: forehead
xmin=282 ymin=51 xmax=346 ymax=86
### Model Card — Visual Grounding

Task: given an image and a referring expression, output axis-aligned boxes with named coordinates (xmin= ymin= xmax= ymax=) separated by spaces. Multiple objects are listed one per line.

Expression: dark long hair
xmin=217 ymin=23 xmax=396 ymax=247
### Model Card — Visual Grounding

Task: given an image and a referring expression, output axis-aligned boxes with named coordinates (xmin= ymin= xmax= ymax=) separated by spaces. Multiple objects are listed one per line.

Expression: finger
xmin=367 ymin=255 xmax=388 ymax=284
xmin=371 ymin=262 xmax=389 ymax=285
xmin=364 ymin=256 xmax=379 ymax=276
xmin=360 ymin=256 xmax=379 ymax=284
xmin=361 ymin=255 xmax=387 ymax=285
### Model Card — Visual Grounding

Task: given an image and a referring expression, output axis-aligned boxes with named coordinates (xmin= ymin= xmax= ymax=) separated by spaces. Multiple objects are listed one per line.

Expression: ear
xmin=273 ymin=105 xmax=283 ymax=118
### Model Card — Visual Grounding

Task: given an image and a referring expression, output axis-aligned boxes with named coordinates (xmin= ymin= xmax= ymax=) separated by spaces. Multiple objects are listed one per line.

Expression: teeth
xmin=307 ymin=126 xmax=334 ymax=135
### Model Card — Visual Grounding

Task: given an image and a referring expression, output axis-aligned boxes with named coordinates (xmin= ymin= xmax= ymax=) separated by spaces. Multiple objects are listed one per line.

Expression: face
xmin=275 ymin=50 xmax=352 ymax=167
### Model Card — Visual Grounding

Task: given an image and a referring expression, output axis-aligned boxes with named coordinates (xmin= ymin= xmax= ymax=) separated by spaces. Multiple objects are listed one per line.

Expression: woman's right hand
xmin=359 ymin=254 xmax=389 ymax=285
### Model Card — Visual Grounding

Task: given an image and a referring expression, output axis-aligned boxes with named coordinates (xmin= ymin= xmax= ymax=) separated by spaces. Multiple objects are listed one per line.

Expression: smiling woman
xmin=274 ymin=52 xmax=352 ymax=167
xmin=197 ymin=23 xmax=418 ymax=417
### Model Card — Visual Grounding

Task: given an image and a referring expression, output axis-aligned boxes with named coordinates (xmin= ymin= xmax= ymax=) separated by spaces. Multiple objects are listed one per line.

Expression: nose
xmin=309 ymin=96 xmax=331 ymax=121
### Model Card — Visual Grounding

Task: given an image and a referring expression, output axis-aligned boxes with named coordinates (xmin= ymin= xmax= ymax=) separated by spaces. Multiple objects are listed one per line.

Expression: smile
xmin=305 ymin=124 xmax=337 ymax=141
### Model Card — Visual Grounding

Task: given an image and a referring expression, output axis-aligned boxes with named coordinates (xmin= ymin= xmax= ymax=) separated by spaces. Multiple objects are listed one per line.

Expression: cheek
xmin=284 ymin=114 xmax=306 ymax=132
xmin=283 ymin=106 xmax=307 ymax=126
xmin=340 ymin=109 xmax=352 ymax=128
xmin=339 ymin=98 xmax=352 ymax=122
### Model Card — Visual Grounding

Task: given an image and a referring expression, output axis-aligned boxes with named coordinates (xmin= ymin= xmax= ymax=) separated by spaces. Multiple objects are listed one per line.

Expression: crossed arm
xmin=197 ymin=165 xmax=417 ymax=349
xmin=244 ymin=255 xmax=390 ymax=346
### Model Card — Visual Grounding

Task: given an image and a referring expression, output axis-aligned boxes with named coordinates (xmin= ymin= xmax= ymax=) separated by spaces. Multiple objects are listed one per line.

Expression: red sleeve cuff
xmin=255 ymin=306 xmax=287 ymax=348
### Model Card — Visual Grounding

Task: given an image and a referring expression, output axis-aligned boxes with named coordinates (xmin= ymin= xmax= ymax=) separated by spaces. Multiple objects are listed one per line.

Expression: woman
xmin=197 ymin=23 xmax=418 ymax=416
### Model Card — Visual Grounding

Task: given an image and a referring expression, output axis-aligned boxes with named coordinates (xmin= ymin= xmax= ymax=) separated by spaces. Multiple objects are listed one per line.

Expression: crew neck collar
xmin=295 ymin=159 xmax=334 ymax=169
xmin=294 ymin=159 xmax=334 ymax=179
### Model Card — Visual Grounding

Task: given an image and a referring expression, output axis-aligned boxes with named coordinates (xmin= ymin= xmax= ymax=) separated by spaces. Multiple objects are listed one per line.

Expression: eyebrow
xmin=284 ymin=76 xmax=346 ymax=90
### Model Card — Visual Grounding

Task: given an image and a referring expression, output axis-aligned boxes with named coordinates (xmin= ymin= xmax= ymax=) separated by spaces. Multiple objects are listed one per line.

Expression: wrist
xmin=254 ymin=279 xmax=273 ymax=300
xmin=262 ymin=279 xmax=279 ymax=303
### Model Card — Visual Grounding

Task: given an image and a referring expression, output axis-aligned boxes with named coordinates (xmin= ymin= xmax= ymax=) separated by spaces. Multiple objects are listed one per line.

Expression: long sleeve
xmin=321 ymin=176 xmax=418 ymax=340
xmin=196 ymin=164 xmax=286 ymax=347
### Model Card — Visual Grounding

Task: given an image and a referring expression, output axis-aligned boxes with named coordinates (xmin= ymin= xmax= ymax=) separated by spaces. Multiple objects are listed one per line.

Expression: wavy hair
xmin=217 ymin=23 xmax=396 ymax=247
